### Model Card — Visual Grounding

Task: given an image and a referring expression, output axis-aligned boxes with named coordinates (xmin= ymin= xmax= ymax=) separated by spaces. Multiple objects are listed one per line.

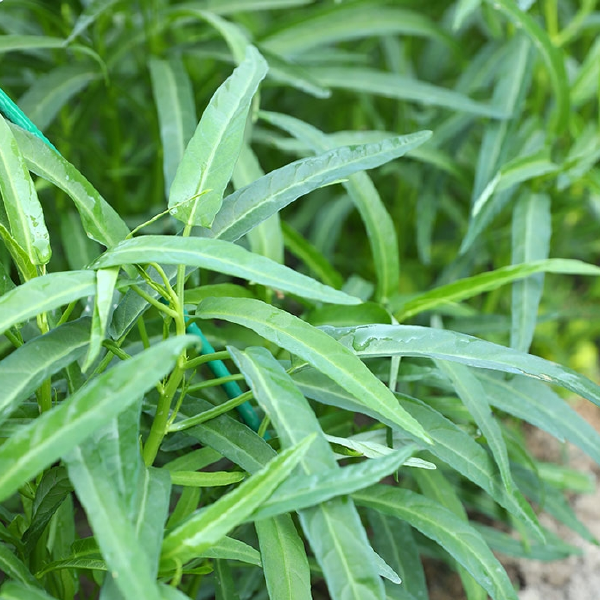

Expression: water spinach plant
xmin=1 ymin=1 xmax=600 ymax=599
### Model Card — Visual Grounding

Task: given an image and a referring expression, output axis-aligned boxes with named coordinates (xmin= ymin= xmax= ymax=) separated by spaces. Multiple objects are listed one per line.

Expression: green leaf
xmin=0 ymin=582 xmax=56 ymax=600
xmin=292 ymin=369 xmax=555 ymax=537
xmin=168 ymin=45 xmax=268 ymax=228
xmin=0 ymin=335 xmax=197 ymax=503
xmin=149 ymin=57 xmax=197 ymax=198
xmin=483 ymin=0 xmax=569 ymax=133
xmin=0 ymin=221 xmax=37 ymax=282
xmin=169 ymin=471 xmax=245 ymax=487
xmin=0 ymin=319 xmax=90 ymax=425
xmin=18 ymin=65 xmax=99 ymax=131
xmin=229 ymin=345 xmax=385 ymax=600
xmin=214 ymin=559 xmax=239 ymax=600
xmin=60 ymin=210 xmax=100 ymax=270
xmin=0 ymin=115 xmax=51 ymax=264
xmin=160 ymin=434 xmax=314 ymax=566
xmin=367 ymin=511 xmax=428 ymax=600
xmin=10 ymin=125 xmax=130 ymax=248
xmin=66 ymin=0 xmax=121 ymax=43
xmin=65 ymin=443 xmax=163 ymax=600
xmin=22 ymin=467 xmax=73 ymax=556
xmin=91 ymin=235 xmax=359 ymax=305
xmin=204 ymin=131 xmax=431 ymax=242
xmin=256 ymin=516 xmax=312 ymax=600
xmin=196 ymin=536 xmax=261 ymax=567
xmin=197 ymin=298 xmax=430 ymax=443
xmin=323 ymin=323 xmax=600 ymax=408
xmin=478 ymin=371 xmax=600 ymax=467
xmin=0 ymin=543 xmax=41 ymax=590
xmin=0 ymin=270 xmax=96 ymax=336
xmin=510 ymin=194 xmax=551 ymax=353
xmin=308 ymin=66 xmax=505 ymax=118
xmin=83 ymin=267 xmax=118 ymax=371
xmin=0 ymin=36 xmax=65 ymax=54
xmin=393 ymin=258 xmax=600 ymax=321
xmin=251 ymin=445 xmax=419 ymax=520
xmin=169 ymin=0 xmax=311 ymax=14
xmin=260 ymin=110 xmax=399 ymax=302
xmin=261 ymin=4 xmax=456 ymax=56
xmin=233 ymin=142 xmax=284 ymax=264
xmin=353 ymin=486 xmax=518 ymax=600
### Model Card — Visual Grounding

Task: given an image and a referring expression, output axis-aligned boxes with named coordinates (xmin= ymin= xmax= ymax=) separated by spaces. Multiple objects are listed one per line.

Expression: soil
xmin=428 ymin=401 xmax=600 ymax=600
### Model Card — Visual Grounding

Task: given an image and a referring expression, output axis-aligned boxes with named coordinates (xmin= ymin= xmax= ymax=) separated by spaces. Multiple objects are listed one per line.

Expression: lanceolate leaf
xmin=0 ymin=115 xmax=51 ymax=265
xmin=10 ymin=125 xmax=130 ymax=248
xmin=393 ymin=258 xmax=600 ymax=321
xmin=352 ymin=486 xmax=518 ymax=600
xmin=204 ymin=131 xmax=431 ymax=242
xmin=260 ymin=110 xmax=400 ymax=302
xmin=0 ymin=271 xmax=96 ymax=336
xmin=510 ymin=194 xmax=551 ymax=353
xmin=149 ymin=57 xmax=197 ymax=198
xmin=197 ymin=297 xmax=430 ymax=442
xmin=90 ymin=235 xmax=359 ymax=305
xmin=323 ymin=324 xmax=600 ymax=408
xmin=0 ymin=318 xmax=90 ymax=426
xmin=229 ymin=346 xmax=386 ymax=600
xmin=168 ymin=45 xmax=268 ymax=228
xmin=160 ymin=435 xmax=314 ymax=565
xmin=0 ymin=336 xmax=197 ymax=503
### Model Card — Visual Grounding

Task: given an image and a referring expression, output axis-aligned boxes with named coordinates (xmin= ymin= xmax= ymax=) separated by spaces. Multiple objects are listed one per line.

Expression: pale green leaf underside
xmin=0 ymin=271 xmax=96 ymax=336
xmin=91 ymin=235 xmax=359 ymax=305
xmin=204 ymin=131 xmax=431 ymax=242
xmin=323 ymin=324 xmax=600 ymax=408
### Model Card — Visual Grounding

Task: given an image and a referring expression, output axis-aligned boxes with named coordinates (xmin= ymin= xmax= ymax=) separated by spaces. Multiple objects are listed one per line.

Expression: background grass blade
xmin=91 ymin=235 xmax=359 ymax=305
xmin=230 ymin=346 xmax=386 ymax=600
xmin=168 ymin=45 xmax=268 ymax=228
xmin=197 ymin=297 xmax=430 ymax=442
xmin=0 ymin=115 xmax=51 ymax=265
xmin=206 ymin=131 xmax=431 ymax=242
xmin=0 ymin=336 xmax=196 ymax=503
xmin=0 ymin=271 xmax=96 ymax=336
xmin=0 ymin=318 xmax=90 ymax=426
xmin=510 ymin=194 xmax=551 ymax=352
xmin=393 ymin=258 xmax=600 ymax=321
xmin=149 ymin=57 xmax=197 ymax=198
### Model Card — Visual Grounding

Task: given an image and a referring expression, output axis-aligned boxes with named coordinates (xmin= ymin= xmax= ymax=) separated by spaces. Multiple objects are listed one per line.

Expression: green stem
xmin=183 ymin=350 xmax=230 ymax=370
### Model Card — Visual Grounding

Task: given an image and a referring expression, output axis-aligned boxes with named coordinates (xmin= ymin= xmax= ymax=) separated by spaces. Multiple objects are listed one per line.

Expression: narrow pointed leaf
xmin=510 ymin=194 xmax=551 ymax=352
xmin=260 ymin=110 xmax=399 ymax=302
xmin=353 ymin=486 xmax=518 ymax=600
xmin=256 ymin=517 xmax=312 ymax=600
xmin=197 ymin=298 xmax=430 ymax=442
xmin=168 ymin=45 xmax=268 ymax=228
xmin=0 ymin=271 xmax=96 ymax=336
xmin=10 ymin=124 xmax=130 ymax=247
xmin=309 ymin=67 xmax=506 ymax=118
xmin=229 ymin=346 xmax=385 ymax=600
xmin=323 ymin=324 xmax=600 ymax=408
xmin=393 ymin=258 xmax=600 ymax=321
xmin=149 ymin=57 xmax=197 ymax=197
xmin=0 ymin=335 xmax=197 ymax=503
xmin=0 ymin=115 xmax=51 ymax=264
xmin=0 ymin=319 xmax=90 ymax=425
xmin=205 ymin=131 xmax=431 ymax=242
xmin=161 ymin=435 xmax=314 ymax=565
xmin=252 ymin=445 xmax=418 ymax=520
xmin=90 ymin=235 xmax=358 ymax=305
